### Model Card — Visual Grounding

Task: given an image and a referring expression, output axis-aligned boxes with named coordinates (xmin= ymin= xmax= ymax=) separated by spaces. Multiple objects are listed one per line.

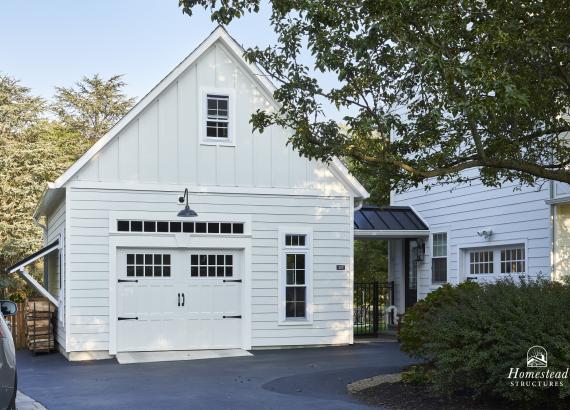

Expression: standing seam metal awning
xmin=4 ymin=239 xmax=60 ymax=307
xmin=354 ymin=206 xmax=429 ymax=239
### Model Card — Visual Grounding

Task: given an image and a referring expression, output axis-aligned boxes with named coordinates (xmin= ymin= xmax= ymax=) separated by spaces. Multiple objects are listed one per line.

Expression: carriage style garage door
xmin=116 ymin=248 xmax=242 ymax=352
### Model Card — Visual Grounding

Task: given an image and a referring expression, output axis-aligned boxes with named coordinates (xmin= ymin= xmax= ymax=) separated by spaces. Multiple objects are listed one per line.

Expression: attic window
xmin=206 ymin=94 xmax=229 ymax=139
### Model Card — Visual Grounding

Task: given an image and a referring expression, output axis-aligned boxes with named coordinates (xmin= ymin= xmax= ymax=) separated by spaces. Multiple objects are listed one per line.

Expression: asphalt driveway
xmin=17 ymin=342 xmax=415 ymax=410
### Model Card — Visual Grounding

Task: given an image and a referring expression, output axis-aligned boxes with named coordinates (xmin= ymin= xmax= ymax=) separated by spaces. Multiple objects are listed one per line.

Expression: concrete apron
xmin=116 ymin=349 xmax=254 ymax=364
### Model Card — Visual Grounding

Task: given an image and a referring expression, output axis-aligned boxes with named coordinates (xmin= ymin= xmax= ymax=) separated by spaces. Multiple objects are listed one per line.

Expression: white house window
xmin=280 ymin=228 xmax=312 ymax=322
xmin=463 ymin=244 xmax=526 ymax=277
xmin=286 ymin=253 xmax=306 ymax=318
xmin=470 ymin=250 xmax=494 ymax=274
xmin=285 ymin=234 xmax=306 ymax=247
xmin=432 ymin=232 xmax=447 ymax=283
xmin=501 ymin=246 xmax=525 ymax=274
xmin=206 ymin=94 xmax=229 ymax=139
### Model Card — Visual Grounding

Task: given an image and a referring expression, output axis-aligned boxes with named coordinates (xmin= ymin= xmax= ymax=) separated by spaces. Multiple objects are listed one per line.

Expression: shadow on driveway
xmin=17 ymin=342 xmax=415 ymax=410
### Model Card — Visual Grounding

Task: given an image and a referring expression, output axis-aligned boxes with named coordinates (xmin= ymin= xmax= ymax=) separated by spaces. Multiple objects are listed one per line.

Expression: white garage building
xmin=20 ymin=27 xmax=369 ymax=361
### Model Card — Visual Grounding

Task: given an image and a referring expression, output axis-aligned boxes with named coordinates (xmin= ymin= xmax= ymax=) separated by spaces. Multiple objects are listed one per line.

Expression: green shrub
xmin=399 ymin=278 xmax=570 ymax=405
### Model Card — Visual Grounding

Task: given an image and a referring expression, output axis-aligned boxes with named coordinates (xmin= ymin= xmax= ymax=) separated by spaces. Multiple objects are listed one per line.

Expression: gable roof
xmin=43 ymin=26 xmax=368 ymax=200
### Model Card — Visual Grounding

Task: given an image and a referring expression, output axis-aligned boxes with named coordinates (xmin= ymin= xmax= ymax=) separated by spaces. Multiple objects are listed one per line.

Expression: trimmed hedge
xmin=399 ymin=279 xmax=570 ymax=405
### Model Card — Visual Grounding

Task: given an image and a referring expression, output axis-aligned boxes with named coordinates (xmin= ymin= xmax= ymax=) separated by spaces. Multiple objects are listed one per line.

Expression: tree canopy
xmin=180 ymin=0 xmax=570 ymax=191
xmin=0 ymin=73 xmax=133 ymax=300
xmin=53 ymin=74 xmax=135 ymax=140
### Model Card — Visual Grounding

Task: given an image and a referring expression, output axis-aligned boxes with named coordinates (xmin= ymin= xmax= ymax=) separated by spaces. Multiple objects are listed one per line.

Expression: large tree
xmin=53 ymin=74 xmax=135 ymax=140
xmin=0 ymin=73 xmax=131 ymax=300
xmin=180 ymin=0 xmax=570 ymax=191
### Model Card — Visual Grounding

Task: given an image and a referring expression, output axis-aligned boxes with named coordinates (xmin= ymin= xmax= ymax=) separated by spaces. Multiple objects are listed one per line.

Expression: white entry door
xmin=116 ymin=248 xmax=242 ymax=352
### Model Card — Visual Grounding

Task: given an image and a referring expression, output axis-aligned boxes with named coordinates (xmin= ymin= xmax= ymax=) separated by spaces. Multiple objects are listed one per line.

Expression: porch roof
xmin=4 ymin=239 xmax=60 ymax=307
xmin=354 ymin=206 xmax=429 ymax=239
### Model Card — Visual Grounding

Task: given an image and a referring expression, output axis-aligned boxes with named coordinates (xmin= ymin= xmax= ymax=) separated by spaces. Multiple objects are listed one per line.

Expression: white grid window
xmin=285 ymin=234 xmax=306 ymax=247
xmin=464 ymin=244 xmax=526 ymax=277
xmin=470 ymin=250 xmax=494 ymax=274
xmin=206 ymin=95 xmax=229 ymax=139
xmin=279 ymin=229 xmax=312 ymax=322
xmin=432 ymin=232 xmax=447 ymax=282
xmin=285 ymin=253 xmax=306 ymax=318
xmin=501 ymin=247 xmax=525 ymax=274
xmin=127 ymin=253 xmax=171 ymax=277
xmin=432 ymin=233 xmax=447 ymax=257
xmin=190 ymin=254 xmax=233 ymax=277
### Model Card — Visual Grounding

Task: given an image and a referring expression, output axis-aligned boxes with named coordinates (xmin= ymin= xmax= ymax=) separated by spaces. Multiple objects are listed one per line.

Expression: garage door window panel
xmin=190 ymin=254 xmax=234 ymax=277
xmin=126 ymin=253 xmax=171 ymax=277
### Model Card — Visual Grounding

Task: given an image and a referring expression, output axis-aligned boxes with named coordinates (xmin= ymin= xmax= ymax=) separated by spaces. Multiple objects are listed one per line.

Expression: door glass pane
xmin=408 ymin=242 xmax=417 ymax=290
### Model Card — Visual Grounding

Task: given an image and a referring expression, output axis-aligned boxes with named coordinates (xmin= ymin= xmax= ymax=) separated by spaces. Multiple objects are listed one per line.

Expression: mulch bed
xmin=352 ymin=381 xmax=519 ymax=410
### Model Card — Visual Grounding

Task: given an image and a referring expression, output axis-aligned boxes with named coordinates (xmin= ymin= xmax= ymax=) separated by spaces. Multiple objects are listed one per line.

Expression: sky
xmin=0 ymin=1 xmax=279 ymax=106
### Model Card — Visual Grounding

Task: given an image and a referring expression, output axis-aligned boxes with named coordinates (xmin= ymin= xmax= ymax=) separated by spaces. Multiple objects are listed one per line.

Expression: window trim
xmin=431 ymin=231 xmax=448 ymax=284
xmin=200 ymin=88 xmax=236 ymax=146
xmin=278 ymin=227 xmax=313 ymax=325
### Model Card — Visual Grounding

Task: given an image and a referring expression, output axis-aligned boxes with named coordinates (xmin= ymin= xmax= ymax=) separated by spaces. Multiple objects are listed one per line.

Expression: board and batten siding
xmin=69 ymin=41 xmax=343 ymax=193
xmin=392 ymin=177 xmax=551 ymax=300
xmin=45 ymin=198 xmax=66 ymax=349
xmin=66 ymin=187 xmax=353 ymax=351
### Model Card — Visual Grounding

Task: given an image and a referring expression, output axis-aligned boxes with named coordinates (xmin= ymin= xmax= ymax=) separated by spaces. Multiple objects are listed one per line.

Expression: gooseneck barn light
xmin=177 ymin=188 xmax=198 ymax=217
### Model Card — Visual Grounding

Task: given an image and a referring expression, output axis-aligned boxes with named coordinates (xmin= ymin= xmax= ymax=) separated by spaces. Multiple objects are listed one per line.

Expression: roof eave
xmin=34 ymin=183 xmax=64 ymax=220
xmin=354 ymin=229 xmax=430 ymax=239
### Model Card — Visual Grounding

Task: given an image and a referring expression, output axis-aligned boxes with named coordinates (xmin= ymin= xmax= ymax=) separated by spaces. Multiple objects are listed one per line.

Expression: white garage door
xmin=116 ymin=248 xmax=242 ymax=352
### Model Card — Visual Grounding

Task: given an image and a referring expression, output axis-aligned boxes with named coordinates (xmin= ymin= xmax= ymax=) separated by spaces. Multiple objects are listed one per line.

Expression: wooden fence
xmin=5 ymin=302 xmax=27 ymax=349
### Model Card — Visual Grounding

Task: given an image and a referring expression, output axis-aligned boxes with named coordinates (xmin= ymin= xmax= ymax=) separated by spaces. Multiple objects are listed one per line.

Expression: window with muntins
xmin=127 ymin=253 xmax=171 ymax=277
xmin=285 ymin=253 xmax=306 ymax=318
xmin=432 ymin=232 xmax=447 ymax=282
xmin=117 ymin=220 xmax=244 ymax=235
xmin=280 ymin=230 xmax=312 ymax=321
xmin=190 ymin=254 xmax=233 ymax=277
xmin=463 ymin=244 xmax=526 ymax=277
xmin=470 ymin=250 xmax=494 ymax=274
xmin=206 ymin=94 xmax=229 ymax=139
xmin=501 ymin=247 xmax=525 ymax=274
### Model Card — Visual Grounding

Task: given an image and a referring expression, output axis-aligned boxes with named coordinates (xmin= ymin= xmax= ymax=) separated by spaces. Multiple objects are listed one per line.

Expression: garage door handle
xmin=178 ymin=293 xmax=180 ymax=306
xmin=182 ymin=293 xmax=185 ymax=306
xmin=223 ymin=315 xmax=242 ymax=319
xmin=223 ymin=279 xmax=242 ymax=283
xmin=118 ymin=279 xmax=138 ymax=283
xmin=118 ymin=317 xmax=138 ymax=321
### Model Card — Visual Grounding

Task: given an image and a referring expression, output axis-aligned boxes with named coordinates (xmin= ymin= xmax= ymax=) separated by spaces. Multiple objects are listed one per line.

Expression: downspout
xmin=355 ymin=197 xmax=364 ymax=211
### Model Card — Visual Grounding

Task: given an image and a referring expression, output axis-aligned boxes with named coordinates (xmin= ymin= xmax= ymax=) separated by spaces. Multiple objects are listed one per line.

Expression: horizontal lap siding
xmin=68 ymin=187 xmax=352 ymax=351
xmin=46 ymin=199 xmax=66 ymax=349
xmin=392 ymin=177 xmax=551 ymax=301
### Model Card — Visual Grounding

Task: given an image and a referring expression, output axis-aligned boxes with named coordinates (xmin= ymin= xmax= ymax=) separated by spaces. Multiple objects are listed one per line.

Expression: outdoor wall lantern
xmin=177 ymin=188 xmax=198 ymax=217
xmin=415 ymin=238 xmax=426 ymax=262
xmin=476 ymin=228 xmax=494 ymax=240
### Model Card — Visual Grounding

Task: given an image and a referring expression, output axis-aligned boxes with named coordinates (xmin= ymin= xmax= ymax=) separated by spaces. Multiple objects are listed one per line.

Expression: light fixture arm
xmin=177 ymin=188 xmax=198 ymax=218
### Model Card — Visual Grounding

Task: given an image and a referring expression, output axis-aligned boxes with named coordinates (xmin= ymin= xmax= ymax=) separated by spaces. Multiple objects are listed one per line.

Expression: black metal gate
xmin=353 ymin=281 xmax=394 ymax=337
